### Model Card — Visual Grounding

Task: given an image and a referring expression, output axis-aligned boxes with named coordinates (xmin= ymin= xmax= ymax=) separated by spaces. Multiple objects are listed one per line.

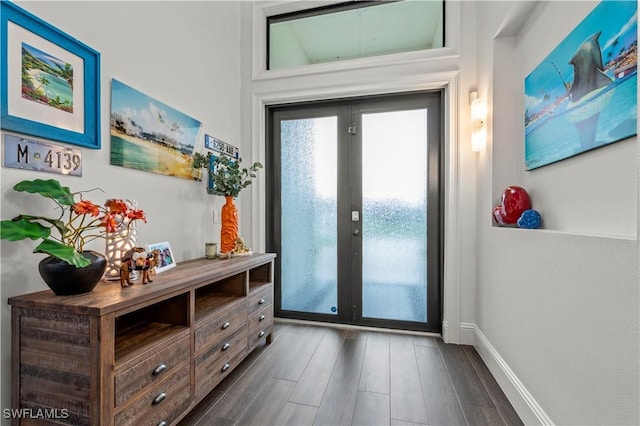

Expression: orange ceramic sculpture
xmin=221 ymin=196 xmax=239 ymax=254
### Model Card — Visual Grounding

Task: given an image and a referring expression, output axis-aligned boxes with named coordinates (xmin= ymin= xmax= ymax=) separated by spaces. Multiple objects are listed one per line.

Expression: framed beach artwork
xmin=1 ymin=1 xmax=101 ymax=149
xmin=110 ymin=79 xmax=202 ymax=179
xmin=146 ymin=241 xmax=176 ymax=274
xmin=524 ymin=0 xmax=637 ymax=170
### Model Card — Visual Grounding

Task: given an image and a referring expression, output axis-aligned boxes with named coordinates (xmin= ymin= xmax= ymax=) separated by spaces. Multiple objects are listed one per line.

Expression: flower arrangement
xmin=208 ymin=155 xmax=263 ymax=197
xmin=0 ymin=179 xmax=146 ymax=268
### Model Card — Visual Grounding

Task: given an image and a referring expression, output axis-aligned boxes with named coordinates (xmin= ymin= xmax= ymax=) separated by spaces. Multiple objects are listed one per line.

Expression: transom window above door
xmin=267 ymin=0 xmax=445 ymax=70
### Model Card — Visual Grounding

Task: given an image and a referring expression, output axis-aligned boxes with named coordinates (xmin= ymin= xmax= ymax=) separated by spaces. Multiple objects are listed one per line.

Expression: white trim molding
xmin=251 ymin=1 xmax=461 ymax=81
xmin=249 ymin=71 xmax=463 ymax=345
xmin=472 ymin=324 xmax=555 ymax=426
xmin=459 ymin=322 xmax=476 ymax=345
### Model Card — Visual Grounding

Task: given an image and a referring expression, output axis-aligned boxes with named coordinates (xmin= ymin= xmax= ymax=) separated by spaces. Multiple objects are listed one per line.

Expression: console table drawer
xmin=115 ymin=363 xmax=191 ymax=426
xmin=115 ymin=335 xmax=190 ymax=407
xmin=248 ymin=321 xmax=273 ymax=351
xmin=194 ymin=324 xmax=247 ymax=400
xmin=248 ymin=285 xmax=273 ymax=315
xmin=248 ymin=304 xmax=272 ymax=333
xmin=194 ymin=301 xmax=247 ymax=354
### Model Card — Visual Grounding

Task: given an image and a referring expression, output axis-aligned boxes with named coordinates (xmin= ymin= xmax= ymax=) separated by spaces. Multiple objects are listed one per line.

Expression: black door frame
xmin=266 ymin=91 xmax=443 ymax=333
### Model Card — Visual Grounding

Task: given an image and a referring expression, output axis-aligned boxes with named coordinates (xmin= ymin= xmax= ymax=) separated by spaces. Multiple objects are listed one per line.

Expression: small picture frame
xmin=146 ymin=241 xmax=176 ymax=274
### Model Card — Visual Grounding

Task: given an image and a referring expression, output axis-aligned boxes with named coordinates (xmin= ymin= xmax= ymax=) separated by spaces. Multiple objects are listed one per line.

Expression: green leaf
xmin=33 ymin=240 xmax=91 ymax=267
xmin=0 ymin=219 xmax=51 ymax=241
xmin=13 ymin=179 xmax=75 ymax=206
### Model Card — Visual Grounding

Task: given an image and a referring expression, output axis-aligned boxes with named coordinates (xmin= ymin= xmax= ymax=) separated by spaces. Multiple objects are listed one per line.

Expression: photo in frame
xmin=524 ymin=0 xmax=637 ymax=170
xmin=1 ymin=1 xmax=101 ymax=149
xmin=146 ymin=241 xmax=176 ymax=274
xmin=110 ymin=79 xmax=202 ymax=180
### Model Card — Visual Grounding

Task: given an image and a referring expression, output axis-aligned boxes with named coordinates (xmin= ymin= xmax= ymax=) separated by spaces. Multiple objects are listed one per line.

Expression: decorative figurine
xmin=119 ymin=247 xmax=161 ymax=287
xmin=492 ymin=186 xmax=532 ymax=226
xmin=218 ymin=237 xmax=252 ymax=259
xmin=517 ymin=209 xmax=542 ymax=229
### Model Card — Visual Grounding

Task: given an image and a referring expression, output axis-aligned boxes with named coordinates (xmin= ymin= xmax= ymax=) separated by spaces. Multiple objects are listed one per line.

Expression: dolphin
xmin=566 ymin=31 xmax=614 ymax=150
xmin=568 ymin=31 xmax=613 ymax=102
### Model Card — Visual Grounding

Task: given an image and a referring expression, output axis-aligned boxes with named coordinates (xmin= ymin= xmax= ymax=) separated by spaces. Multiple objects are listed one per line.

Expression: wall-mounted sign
xmin=3 ymin=134 xmax=82 ymax=176
xmin=204 ymin=134 xmax=239 ymax=159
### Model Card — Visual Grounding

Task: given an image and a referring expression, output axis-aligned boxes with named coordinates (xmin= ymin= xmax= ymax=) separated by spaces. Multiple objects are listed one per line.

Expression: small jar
xmin=205 ymin=242 xmax=218 ymax=259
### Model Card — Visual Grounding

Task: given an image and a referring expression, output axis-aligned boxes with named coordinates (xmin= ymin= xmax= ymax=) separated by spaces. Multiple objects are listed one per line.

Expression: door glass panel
xmin=361 ymin=109 xmax=427 ymax=322
xmin=281 ymin=117 xmax=338 ymax=314
xmin=268 ymin=1 xmax=445 ymax=70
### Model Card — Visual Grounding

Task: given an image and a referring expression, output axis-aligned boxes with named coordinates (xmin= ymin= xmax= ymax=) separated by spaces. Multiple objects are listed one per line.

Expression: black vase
xmin=38 ymin=251 xmax=107 ymax=296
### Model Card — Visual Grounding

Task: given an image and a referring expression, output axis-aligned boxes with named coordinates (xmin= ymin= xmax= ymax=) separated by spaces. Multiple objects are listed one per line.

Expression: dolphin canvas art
xmin=524 ymin=0 xmax=637 ymax=170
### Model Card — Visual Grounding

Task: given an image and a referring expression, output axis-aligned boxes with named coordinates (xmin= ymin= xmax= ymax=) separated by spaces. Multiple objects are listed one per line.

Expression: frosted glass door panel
xmin=281 ymin=117 xmax=338 ymax=315
xmin=361 ymin=110 xmax=427 ymax=322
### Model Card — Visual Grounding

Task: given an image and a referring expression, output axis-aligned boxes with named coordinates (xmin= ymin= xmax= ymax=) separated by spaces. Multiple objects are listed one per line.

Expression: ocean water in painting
xmin=525 ymin=72 xmax=637 ymax=170
xmin=110 ymin=135 xmax=159 ymax=173
xmin=524 ymin=0 xmax=637 ymax=170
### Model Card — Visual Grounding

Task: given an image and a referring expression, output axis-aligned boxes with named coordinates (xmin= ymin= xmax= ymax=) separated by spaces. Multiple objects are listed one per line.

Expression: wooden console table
xmin=9 ymin=253 xmax=276 ymax=425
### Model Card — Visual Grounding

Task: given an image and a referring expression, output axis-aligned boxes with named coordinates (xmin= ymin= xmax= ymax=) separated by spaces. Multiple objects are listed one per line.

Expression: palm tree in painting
xmin=54 ymin=62 xmax=73 ymax=90
xmin=35 ymin=75 xmax=50 ymax=93
xmin=612 ymin=37 xmax=619 ymax=51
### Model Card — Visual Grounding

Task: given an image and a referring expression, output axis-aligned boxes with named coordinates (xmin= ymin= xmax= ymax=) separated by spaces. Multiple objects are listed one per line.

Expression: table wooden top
xmin=8 ymin=253 xmax=277 ymax=316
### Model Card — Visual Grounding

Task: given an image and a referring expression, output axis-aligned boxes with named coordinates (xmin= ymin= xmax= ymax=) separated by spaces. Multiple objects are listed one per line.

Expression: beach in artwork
xmin=110 ymin=79 xmax=202 ymax=180
xmin=110 ymin=132 xmax=196 ymax=179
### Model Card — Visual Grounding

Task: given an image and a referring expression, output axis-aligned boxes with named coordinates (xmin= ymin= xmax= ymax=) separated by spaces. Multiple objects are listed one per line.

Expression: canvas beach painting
xmin=524 ymin=0 xmax=637 ymax=170
xmin=110 ymin=79 xmax=202 ymax=179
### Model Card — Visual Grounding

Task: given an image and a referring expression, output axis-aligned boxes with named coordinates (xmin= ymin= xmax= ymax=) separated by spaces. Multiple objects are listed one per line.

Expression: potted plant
xmin=0 ymin=179 xmax=146 ymax=295
xmin=208 ymin=156 xmax=262 ymax=255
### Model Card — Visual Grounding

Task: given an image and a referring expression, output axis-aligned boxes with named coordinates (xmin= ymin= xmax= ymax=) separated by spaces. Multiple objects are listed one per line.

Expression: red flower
xmin=101 ymin=213 xmax=119 ymax=233
xmin=127 ymin=209 xmax=147 ymax=223
xmin=105 ymin=199 xmax=128 ymax=214
xmin=73 ymin=200 xmax=100 ymax=216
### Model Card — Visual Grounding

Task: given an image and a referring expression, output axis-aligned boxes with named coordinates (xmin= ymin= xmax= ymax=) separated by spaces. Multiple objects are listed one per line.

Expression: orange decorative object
xmin=221 ymin=196 xmax=239 ymax=254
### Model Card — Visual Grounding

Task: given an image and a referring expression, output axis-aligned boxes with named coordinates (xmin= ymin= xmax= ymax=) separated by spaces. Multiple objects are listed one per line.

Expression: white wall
xmin=2 ymin=1 xmax=638 ymax=425
xmin=0 ymin=0 xmax=243 ymax=414
xmin=475 ymin=2 xmax=639 ymax=425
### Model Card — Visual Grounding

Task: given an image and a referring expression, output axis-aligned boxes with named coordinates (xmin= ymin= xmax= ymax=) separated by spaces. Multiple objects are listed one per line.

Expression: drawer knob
xmin=221 ymin=342 xmax=231 ymax=351
xmin=258 ymin=298 xmax=266 ymax=305
xmin=157 ymin=422 xmax=167 ymax=426
xmin=152 ymin=392 xmax=167 ymax=405
xmin=152 ymin=363 xmax=167 ymax=376
xmin=259 ymin=331 xmax=265 ymax=338
xmin=221 ymin=321 xmax=231 ymax=330
xmin=259 ymin=315 xmax=266 ymax=321
xmin=221 ymin=363 xmax=230 ymax=372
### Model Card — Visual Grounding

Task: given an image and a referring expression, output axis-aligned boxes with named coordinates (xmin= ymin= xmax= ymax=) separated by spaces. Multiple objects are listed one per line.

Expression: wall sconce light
xmin=470 ymin=91 xmax=487 ymax=152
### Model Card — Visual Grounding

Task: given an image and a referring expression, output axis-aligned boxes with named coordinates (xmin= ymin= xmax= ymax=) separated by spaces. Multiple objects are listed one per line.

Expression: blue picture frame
xmin=1 ymin=1 xmax=101 ymax=149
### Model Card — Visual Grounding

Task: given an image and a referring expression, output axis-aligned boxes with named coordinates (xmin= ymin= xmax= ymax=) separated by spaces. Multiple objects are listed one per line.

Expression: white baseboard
xmin=459 ymin=322 xmax=476 ymax=345
xmin=470 ymin=324 xmax=555 ymax=426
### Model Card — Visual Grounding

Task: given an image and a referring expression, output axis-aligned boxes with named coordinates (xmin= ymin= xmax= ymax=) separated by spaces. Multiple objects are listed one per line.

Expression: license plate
xmin=3 ymin=134 xmax=82 ymax=177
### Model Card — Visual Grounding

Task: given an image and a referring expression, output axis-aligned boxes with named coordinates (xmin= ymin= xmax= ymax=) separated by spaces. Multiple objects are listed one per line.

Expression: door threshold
xmin=274 ymin=317 xmax=442 ymax=338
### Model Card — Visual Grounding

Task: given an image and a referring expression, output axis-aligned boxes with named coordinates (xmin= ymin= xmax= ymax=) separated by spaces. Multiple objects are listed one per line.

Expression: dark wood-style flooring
xmin=179 ymin=321 xmax=523 ymax=426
